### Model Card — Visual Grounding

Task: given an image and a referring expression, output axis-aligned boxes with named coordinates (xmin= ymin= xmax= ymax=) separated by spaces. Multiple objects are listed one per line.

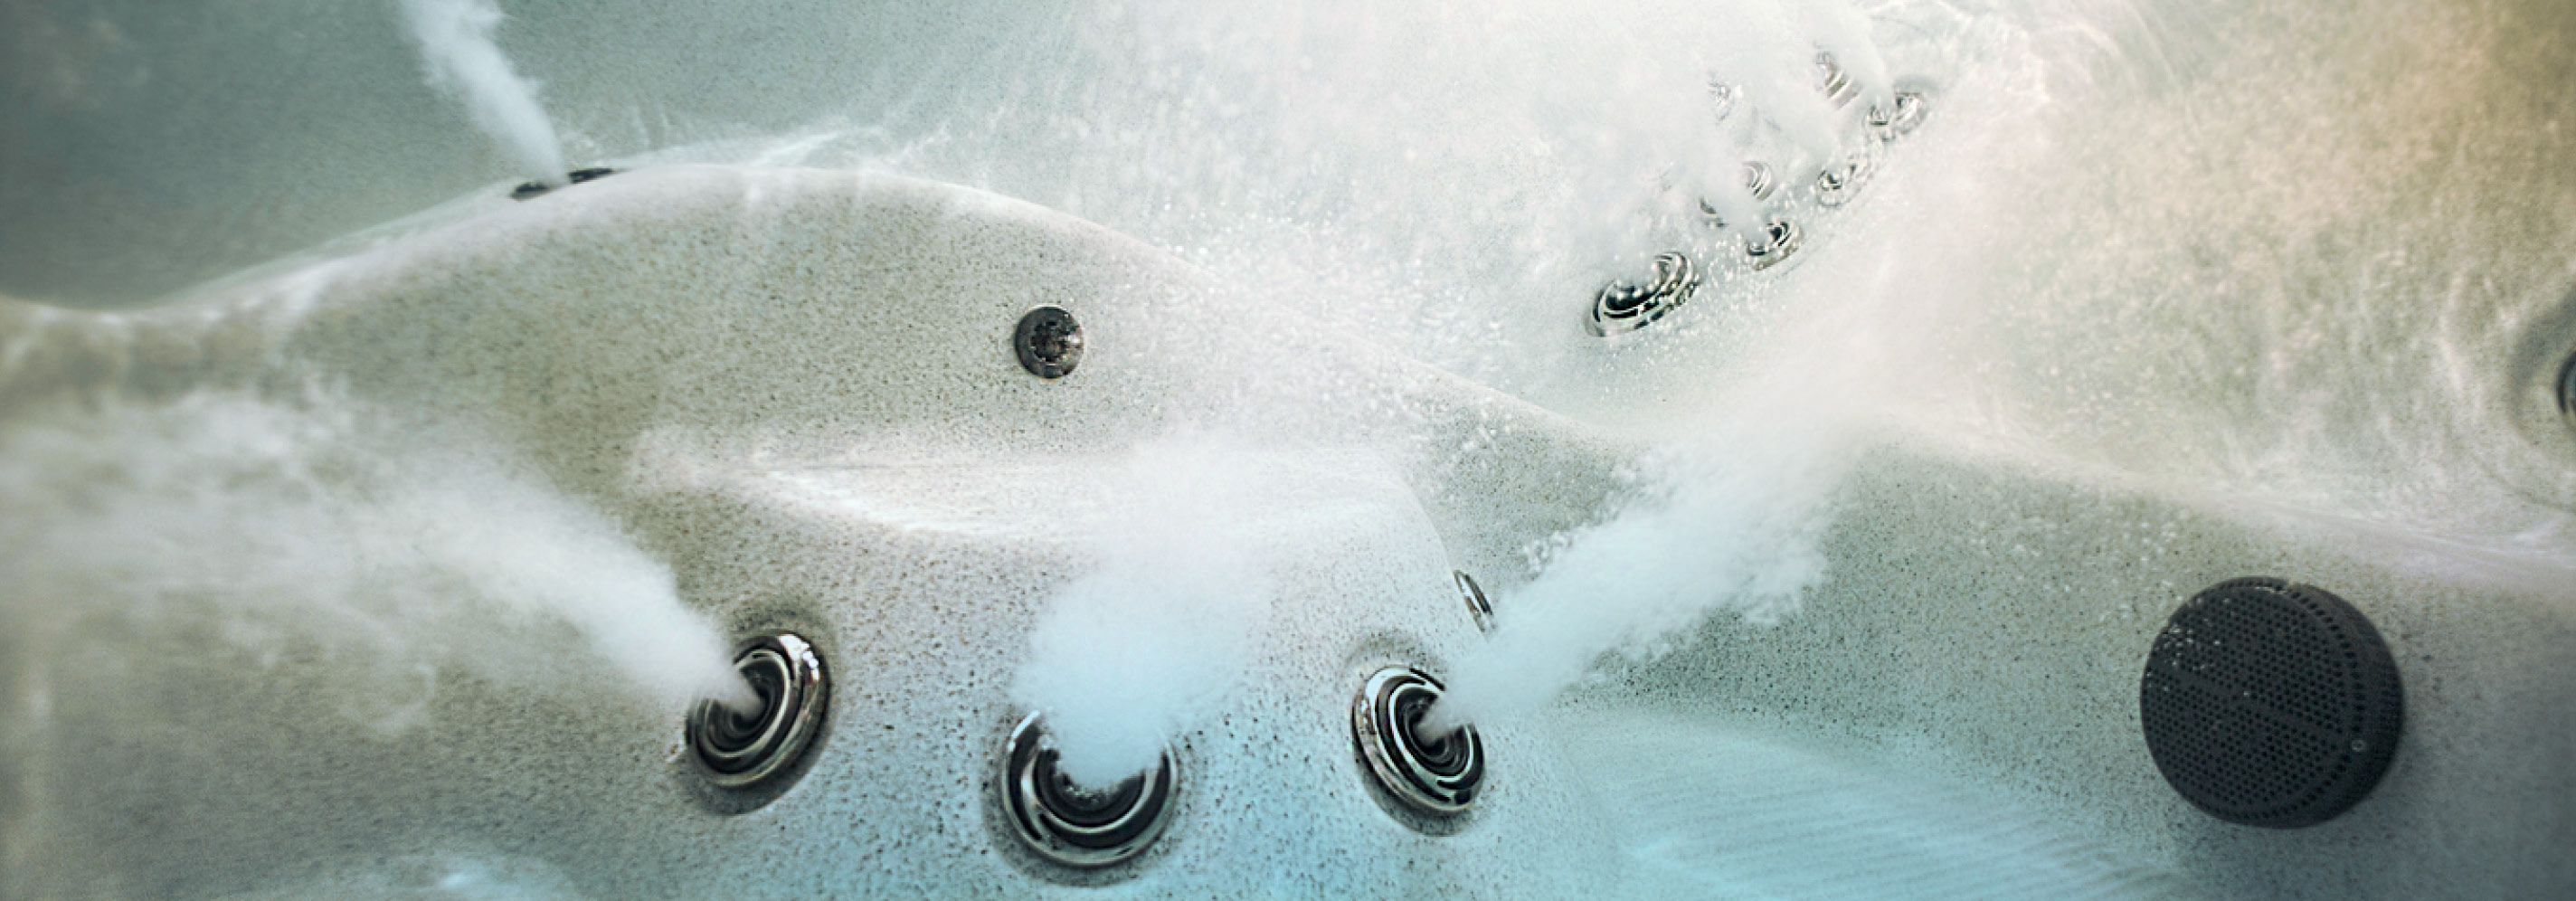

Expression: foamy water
xmin=606 ymin=0 xmax=2576 ymax=575
xmin=5 ymin=0 xmax=2575 ymax=896
xmin=399 ymin=0 xmax=565 ymax=185
xmin=1429 ymin=386 xmax=1867 ymax=732
xmin=0 ymin=389 xmax=753 ymax=725
xmin=1009 ymin=436 xmax=1295 ymax=786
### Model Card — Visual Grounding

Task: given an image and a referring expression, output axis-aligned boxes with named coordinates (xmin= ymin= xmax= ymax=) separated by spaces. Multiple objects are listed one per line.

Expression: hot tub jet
xmin=686 ymin=632 xmax=829 ymax=793
xmin=999 ymin=712 xmax=1179 ymax=872
xmin=1351 ymin=666 xmax=1484 ymax=822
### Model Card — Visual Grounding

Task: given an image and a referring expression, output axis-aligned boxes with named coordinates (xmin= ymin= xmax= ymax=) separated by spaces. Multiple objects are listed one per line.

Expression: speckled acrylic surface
xmin=3 ymin=166 xmax=2571 ymax=899
xmin=0 ymin=166 xmax=1638 ymax=898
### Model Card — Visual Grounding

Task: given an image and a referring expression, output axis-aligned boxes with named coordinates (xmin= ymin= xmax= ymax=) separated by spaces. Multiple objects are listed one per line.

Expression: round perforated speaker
xmin=2140 ymin=578 xmax=2402 ymax=828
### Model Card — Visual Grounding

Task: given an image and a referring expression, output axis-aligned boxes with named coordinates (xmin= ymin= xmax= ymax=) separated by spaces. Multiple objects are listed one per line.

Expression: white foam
xmin=1797 ymin=0 xmax=1896 ymax=112
xmin=1426 ymin=382 xmax=1861 ymax=733
xmin=0 ymin=389 xmax=752 ymax=728
xmin=398 ymin=0 xmax=566 ymax=185
xmin=1009 ymin=436 xmax=1414 ymax=788
xmin=1005 ymin=436 xmax=1280 ymax=787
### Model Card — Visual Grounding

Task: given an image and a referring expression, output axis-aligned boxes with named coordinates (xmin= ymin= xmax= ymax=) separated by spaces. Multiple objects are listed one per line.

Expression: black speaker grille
xmin=2140 ymin=578 xmax=2403 ymax=828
